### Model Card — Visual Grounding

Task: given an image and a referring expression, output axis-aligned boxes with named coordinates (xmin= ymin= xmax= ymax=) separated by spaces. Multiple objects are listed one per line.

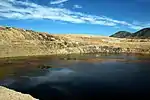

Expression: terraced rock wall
xmin=0 ymin=27 xmax=150 ymax=58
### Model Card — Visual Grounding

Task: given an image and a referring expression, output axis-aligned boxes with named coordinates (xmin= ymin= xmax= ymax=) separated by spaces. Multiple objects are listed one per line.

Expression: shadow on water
xmin=1 ymin=53 xmax=150 ymax=99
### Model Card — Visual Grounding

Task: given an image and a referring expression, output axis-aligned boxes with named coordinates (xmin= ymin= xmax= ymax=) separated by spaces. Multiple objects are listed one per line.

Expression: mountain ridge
xmin=110 ymin=28 xmax=150 ymax=38
xmin=110 ymin=31 xmax=132 ymax=38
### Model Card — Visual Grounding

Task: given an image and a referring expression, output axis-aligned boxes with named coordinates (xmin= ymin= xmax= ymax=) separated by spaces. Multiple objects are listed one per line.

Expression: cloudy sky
xmin=0 ymin=0 xmax=150 ymax=35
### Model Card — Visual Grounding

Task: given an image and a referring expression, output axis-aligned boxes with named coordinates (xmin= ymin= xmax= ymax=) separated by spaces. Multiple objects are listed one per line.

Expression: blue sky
xmin=0 ymin=0 xmax=150 ymax=36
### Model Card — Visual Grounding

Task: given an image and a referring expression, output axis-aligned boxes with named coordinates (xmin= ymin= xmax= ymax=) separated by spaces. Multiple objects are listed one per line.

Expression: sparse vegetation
xmin=0 ymin=26 xmax=150 ymax=58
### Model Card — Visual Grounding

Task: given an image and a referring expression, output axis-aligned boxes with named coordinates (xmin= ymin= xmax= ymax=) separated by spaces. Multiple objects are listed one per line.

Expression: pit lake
xmin=0 ymin=53 xmax=150 ymax=100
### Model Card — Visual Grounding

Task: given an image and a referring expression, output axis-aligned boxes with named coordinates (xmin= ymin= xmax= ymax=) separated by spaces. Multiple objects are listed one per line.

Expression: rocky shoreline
xmin=0 ymin=86 xmax=38 ymax=100
xmin=0 ymin=26 xmax=150 ymax=58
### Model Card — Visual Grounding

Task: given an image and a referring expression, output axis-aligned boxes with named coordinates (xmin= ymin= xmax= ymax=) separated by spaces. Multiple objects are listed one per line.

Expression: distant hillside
xmin=110 ymin=28 xmax=150 ymax=38
xmin=0 ymin=26 xmax=150 ymax=57
xmin=110 ymin=31 xmax=132 ymax=38
xmin=132 ymin=28 xmax=150 ymax=38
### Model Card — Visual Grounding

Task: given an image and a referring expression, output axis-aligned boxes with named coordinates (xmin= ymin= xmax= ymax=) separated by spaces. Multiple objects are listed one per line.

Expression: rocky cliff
xmin=0 ymin=26 xmax=150 ymax=58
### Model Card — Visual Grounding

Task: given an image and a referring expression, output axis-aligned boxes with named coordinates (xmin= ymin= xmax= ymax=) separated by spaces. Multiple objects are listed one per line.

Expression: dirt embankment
xmin=0 ymin=86 xmax=38 ymax=100
xmin=0 ymin=26 xmax=150 ymax=58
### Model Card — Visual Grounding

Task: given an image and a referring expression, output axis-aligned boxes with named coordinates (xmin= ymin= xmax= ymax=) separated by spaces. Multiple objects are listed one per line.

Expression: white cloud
xmin=129 ymin=25 xmax=144 ymax=30
xmin=0 ymin=0 xmax=149 ymax=30
xmin=73 ymin=5 xmax=82 ymax=9
xmin=50 ymin=0 xmax=68 ymax=4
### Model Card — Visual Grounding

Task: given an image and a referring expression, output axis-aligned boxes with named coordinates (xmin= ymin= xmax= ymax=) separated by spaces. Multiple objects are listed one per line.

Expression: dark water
xmin=1 ymin=54 xmax=150 ymax=99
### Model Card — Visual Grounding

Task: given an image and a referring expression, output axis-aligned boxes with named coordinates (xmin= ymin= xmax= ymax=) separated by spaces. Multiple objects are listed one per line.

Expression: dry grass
xmin=0 ymin=26 xmax=150 ymax=58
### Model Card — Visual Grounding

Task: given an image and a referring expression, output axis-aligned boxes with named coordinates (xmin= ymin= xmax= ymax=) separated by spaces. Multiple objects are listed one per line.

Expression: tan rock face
xmin=0 ymin=26 xmax=150 ymax=58
xmin=0 ymin=86 xmax=38 ymax=100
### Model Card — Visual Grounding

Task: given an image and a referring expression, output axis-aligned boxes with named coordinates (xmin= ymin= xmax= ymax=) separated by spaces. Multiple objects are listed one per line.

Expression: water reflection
xmin=0 ymin=54 xmax=150 ymax=99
